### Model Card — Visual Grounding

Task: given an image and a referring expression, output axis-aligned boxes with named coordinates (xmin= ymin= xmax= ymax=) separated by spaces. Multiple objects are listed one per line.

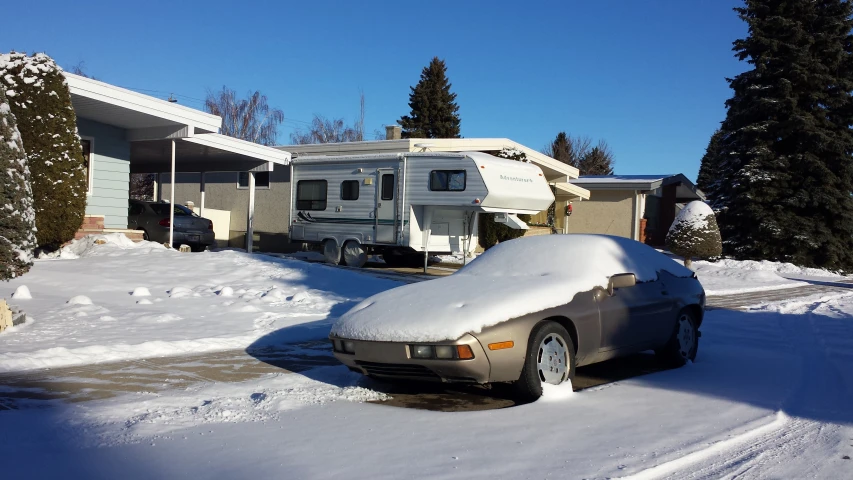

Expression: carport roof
xmin=572 ymin=174 xmax=705 ymax=200
xmin=66 ymin=72 xmax=291 ymax=173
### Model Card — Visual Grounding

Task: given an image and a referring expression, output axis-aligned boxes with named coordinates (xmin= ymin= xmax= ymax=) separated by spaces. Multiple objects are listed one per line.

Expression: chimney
xmin=386 ymin=125 xmax=402 ymax=140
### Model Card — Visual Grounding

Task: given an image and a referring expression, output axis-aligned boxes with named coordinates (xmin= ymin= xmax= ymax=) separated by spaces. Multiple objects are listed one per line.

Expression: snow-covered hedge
xmin=0 ymin=52 xmax=88 ymax=248
xmin=0 ymin=88 xmax=37 ymax=280
xmin=666 ymin=201 xmax=722 ymax=268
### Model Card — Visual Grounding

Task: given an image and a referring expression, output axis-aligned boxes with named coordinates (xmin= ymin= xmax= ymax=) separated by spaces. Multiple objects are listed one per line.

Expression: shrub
xmin=665 ymin=201 xmax=722 ymax=268
xmin=0 ymin=52 xmax=87 ymax=248
xmin=0 ymin=88 xmax=37 ymax=280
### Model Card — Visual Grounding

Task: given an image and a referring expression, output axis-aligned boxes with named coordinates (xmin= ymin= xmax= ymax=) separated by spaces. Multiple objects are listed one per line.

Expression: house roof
xmin=65 ymin=72 xmax=291 ymax=173
xmin=65 ymin=73 xmax=221 ymax=134
xmin=572 ymin=174 xmax=705 ymax=200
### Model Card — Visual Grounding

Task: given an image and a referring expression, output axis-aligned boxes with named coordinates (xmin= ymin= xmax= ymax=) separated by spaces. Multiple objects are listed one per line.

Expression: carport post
xmin=246 ymin=171 xmax=255 ymax=254
xmin=169 ymin=140 xmax=175 ymax=248
xmin=199 ymin=172 xmax=206 ymax=217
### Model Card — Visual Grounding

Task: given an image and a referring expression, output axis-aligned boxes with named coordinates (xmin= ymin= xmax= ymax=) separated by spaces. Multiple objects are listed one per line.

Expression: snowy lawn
xmin=0 ymin=234 xmax=399 ymax=372
xmin=2 ymin=291 xmax=853 ymax=479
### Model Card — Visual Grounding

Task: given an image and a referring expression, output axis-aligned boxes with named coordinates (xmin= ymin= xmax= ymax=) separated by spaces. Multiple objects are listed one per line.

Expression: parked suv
xmin=128 ymin=200 xmax=215 ymax=251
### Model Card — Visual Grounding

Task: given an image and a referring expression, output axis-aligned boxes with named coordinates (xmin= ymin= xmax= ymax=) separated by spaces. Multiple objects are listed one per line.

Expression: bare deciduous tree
xmin=290 ymin=92 xmax=367 ymax=144
xmin=204 ymin=87 xmax=284 ymax=146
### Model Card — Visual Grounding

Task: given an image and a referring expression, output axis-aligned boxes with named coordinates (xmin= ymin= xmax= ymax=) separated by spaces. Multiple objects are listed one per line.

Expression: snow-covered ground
xmin=0 ymin=234 xmax=398 ymax=372
xmin=3 ymin=234 xmax=853 ymax=478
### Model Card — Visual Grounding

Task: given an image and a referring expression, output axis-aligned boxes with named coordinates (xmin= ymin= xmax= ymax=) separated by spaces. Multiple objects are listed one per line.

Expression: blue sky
xmin=2 ymin=0 xmax=747 ymax=180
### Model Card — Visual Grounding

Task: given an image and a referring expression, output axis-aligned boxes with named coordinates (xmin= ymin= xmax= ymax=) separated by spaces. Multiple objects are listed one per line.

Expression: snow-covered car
xmin=128 ymin=200 xmax=215 ymax=251
xmin=329 ymin=234 xmax=705 ymax=401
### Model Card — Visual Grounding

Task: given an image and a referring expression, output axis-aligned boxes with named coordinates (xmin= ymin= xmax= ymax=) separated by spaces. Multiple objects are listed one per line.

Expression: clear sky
xmin=2 ymin=0 xmax=748 ymax=180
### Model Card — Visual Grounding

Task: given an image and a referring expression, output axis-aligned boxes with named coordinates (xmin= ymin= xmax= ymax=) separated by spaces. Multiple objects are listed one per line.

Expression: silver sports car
xmin=329 ymin=234 xmax=705 ymax=401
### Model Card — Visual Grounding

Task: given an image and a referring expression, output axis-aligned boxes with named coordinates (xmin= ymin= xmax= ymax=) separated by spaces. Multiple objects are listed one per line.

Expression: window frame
xmin=429 ymin=170 xmax=467 ymax=192
xmin=340 ymin=180 xmax=360 ymax=201
xmin=237 ymin=171 xmax=271 ymax=190
xmin=80 ymin=136 xmax=95 ymax=196
xmin=296 ymin=179 xmax=328 ymax=211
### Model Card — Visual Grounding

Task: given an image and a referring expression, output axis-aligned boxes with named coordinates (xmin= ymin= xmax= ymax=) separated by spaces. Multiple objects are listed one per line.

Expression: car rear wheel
xmin=656 ymin=309 xmax=699 ymax=367
xmin=139 ymin=229 xmax=149 ymax=241
xmin=511 ymin=321 xmax=576 ymax=402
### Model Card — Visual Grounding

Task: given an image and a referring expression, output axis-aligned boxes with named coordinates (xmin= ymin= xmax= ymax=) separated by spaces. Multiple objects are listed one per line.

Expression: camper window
xmin=429 ymin=170 xmax=466 ymax=191
xmin=381 ymin=174 xmax=395 ymax=200
xmin=341 ymin=180 xmax=359 ymax=200
xmin=296 ymin=180 xmax=328 ymax=210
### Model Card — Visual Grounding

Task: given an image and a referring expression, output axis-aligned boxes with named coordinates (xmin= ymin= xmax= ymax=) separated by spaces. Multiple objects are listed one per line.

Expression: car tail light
xmin=208 ymin=220 xmax=214 ymax=230
xmin=158 ymin=218 xmax=170 ymax=227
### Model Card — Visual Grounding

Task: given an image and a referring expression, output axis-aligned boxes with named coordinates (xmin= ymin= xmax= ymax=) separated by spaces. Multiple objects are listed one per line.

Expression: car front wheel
xmin=511 ymin=321 xmax=576 ymax=402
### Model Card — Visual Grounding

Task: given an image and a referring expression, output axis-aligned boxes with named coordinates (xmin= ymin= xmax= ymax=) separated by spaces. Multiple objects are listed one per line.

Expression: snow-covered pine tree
xmin=665 ymin=201 xmax=722 ymax=269
xmin=0 ymin=88 xmax=37 ymax=280
xmin=713 ymin=0 xmax=853 ymax=271
xmin=0 ymin=53 xmax=88 ymax=249
xmin=696 ymin=129 xmax=723 ymax=200
xmin=398 ymin=57 xmax=461 ymax=139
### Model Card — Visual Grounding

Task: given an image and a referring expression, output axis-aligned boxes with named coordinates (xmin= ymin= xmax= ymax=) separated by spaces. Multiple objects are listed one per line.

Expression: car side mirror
xmin=608 ymin=273 xmax=636 ymax=295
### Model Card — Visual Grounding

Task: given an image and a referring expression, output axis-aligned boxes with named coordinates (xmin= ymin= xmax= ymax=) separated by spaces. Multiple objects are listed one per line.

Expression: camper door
xmin=375 ymin=168 xmax=398 ymax=243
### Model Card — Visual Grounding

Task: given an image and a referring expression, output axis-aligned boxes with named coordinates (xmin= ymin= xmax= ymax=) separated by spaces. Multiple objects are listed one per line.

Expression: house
xmin=157 ymin=126 xmax=591 ymax=252
xmin=65 ymin=73 xmax=291 ymax=250
xmin=567 ymin=174 xmax=705 ymax=245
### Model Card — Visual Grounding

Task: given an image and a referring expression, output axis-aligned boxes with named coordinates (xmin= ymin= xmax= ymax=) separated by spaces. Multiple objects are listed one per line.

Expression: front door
xmin=596 ymin=277 xmax=673 ymax=351
xmin=375 ymin=169 xmax=398 ymax=243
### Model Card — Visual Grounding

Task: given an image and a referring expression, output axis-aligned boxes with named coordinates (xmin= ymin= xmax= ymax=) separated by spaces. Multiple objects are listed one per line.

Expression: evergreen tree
xmin=0 ymin=53 xmax=88 ymax=248
xmin=0 ymin=88 xmax=37 ymax=280
xmin=696 ymin=129 xmax=723 ymax=198
xmin=543 ymin=132 xmax=576 ymax=166
xmin=665 ymin=201 xmax=722 ymax=269
xmin=713 ymin=0 xmax=853 ymax=270
xmin=398 ymin=57 xmax=461 ymax=138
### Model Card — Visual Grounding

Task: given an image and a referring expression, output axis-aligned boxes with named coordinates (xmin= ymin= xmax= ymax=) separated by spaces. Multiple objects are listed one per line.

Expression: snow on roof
xmin=331 ymin=234 xmax=694 ymax=342
xmin=572 ymin=174 xmax=677 ymax=184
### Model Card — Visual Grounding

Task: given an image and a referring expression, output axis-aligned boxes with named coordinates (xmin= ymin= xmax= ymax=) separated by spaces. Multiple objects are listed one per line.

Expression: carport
xmin=66 ymin=73 xmax=291 ymax=252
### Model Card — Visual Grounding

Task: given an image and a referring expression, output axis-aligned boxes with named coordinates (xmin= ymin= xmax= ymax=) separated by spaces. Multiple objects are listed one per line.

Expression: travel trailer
xmin=289 ymin=151 xmax=554 ymax=267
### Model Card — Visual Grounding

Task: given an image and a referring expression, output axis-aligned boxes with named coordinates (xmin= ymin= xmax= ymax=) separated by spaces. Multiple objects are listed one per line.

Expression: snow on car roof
xmin=331 ymin=235 xmax=694 ymax=342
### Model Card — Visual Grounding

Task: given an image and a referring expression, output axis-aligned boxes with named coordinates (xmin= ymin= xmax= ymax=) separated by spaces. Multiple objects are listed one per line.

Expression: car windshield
xmin=149 ymin=204 xmax=196 ymax=217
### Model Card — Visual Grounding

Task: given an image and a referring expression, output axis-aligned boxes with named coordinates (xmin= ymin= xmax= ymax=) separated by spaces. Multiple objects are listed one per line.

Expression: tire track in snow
xmin=621 ymin=293 xmax=851 ymax=479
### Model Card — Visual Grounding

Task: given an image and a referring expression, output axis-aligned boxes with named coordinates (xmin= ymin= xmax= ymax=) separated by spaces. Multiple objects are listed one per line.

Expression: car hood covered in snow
xmin=331 ymin=235 xmax=694 ymax=342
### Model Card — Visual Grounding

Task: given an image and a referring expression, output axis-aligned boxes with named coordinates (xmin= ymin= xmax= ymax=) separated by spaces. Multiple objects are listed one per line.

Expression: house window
xmin=341 ymin=180 xmax=359 ymax=200
xmin=381 ymin=174 xmax=395 ymax=200
xmin=429 ymin=170 xmax=466 ymax=191
xmin=296 ymin=180 xmax=327 ymax=210
xmin=237 ymin=171 xmax=270 ymax=189
xmin=80 ymin=138 xmax=94 ymax=194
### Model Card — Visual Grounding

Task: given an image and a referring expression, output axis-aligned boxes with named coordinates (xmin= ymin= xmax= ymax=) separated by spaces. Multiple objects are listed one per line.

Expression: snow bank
xmin=332 ymin=235 xmax=694 ymax=342
xmin=12 ymin=285 xmax=31 ymax=299
xmin=47 ymin=233 xmax=167 ymax=259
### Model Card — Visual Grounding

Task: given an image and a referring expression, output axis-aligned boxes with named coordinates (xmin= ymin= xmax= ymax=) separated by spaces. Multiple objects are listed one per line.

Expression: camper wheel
xmin=322 ymin=239 xmax=342 ymax=265
xmin=342 ymin=240 xmax=367 ymax=268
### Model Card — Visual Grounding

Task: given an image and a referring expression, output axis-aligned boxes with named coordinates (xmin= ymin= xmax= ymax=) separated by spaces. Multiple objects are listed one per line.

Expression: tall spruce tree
xmin=0 ymin=53 xmax=88 ymax=248
xmin=398 ymin=57 xmax=461 ymax=138
xmin=0 ymin=88 xmax=37 ymax=280
xmin=696 ymin=129 xmax=723 ymax=198
xmin=713 ymin=0 xmax=853 ymax=270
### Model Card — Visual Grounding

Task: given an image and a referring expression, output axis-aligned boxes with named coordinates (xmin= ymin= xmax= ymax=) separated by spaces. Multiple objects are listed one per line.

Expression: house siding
xmin=563 ymin=190 xmax=635 ymax=239
xmin=77 ymin=118 xmax=130 ymax=229
xmin=159 ymin=169 xmax=293 ymax=252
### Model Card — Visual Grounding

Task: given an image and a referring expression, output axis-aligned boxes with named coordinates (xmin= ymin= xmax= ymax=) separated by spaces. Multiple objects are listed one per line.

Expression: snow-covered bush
xmin=0 ymin=52 xmax=88 ymax=248
xmin=666 ymin=201 xmax=722 ymax=268
xmin=0 ymin=88 xmax=37 ymax=280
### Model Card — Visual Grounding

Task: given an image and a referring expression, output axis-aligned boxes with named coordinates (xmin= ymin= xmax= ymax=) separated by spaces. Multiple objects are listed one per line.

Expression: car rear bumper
xmin=330 ymin=334 xmax=491 ymax=384
xmin=171 ymin=230 xmax=215 ymax=246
